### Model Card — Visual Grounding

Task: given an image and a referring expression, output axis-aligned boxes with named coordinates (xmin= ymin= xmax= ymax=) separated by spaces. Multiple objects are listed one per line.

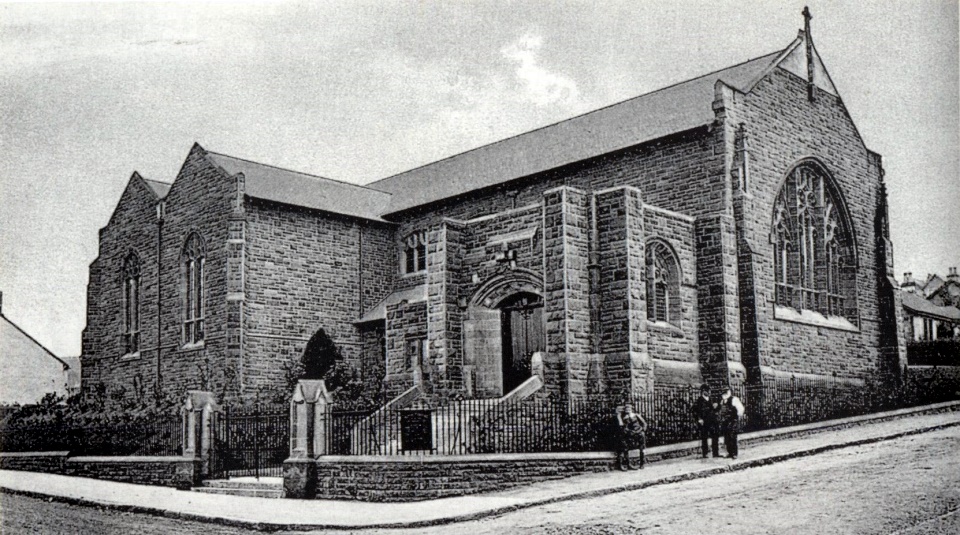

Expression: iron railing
xmin=209 ymin=404 xmax=289 ymax=479
xmin=326 ymin=384 xmax=746 ymax=456
xmin=751 ymin=375 xmax=872 ymax=430
xmin=325 ymin=372 xmax=960 ymax=457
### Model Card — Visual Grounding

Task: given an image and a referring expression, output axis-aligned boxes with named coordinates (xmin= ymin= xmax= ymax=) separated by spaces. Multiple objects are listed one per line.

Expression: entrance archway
xmin=463 ymin=271 xmax=544 ymax=397
xmin=498 ymin=293 xmax=544 ymax=393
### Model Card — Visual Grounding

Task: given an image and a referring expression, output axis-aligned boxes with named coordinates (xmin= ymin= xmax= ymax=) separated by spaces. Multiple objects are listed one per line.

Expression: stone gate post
xmin=181 ymin=390 xmax=219 ymax=477
xmin=284 ymin=380 xmax=332 ymax=499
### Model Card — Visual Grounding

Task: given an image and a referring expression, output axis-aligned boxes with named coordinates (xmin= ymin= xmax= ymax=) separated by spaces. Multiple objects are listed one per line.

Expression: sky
xmin=0 ymin=0 xmax=957 ymax=357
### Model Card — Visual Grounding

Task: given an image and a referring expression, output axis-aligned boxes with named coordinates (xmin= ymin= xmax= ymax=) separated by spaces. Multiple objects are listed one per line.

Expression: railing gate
xmin=209 ymin=404 xmax=289 ymax=479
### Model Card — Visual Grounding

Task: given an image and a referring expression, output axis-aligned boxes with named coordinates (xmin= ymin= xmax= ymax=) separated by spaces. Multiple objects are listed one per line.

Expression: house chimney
xmin=902 ymin=272 xmax=915 ymax=292
xmin=948 ymin=267 xmax=959 ymax=282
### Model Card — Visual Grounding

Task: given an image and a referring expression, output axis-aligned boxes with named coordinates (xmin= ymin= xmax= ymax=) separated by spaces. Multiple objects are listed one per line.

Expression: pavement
xmin=1 ymin=401 xmax=959 ymax=532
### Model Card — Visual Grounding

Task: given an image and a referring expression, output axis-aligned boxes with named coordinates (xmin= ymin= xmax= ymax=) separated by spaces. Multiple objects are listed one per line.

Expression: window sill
xmin=774 ymin=305 xmax=859 ymax=332
xmin=120 ymin=352 xmax=141 ymax=361
xmin=646 ymin=320 xmax=684 ymax=337
xmin=180 ymin=342 xmax=206 ymax=351
xmin=400 ymin=271 xmax=426 ymax=278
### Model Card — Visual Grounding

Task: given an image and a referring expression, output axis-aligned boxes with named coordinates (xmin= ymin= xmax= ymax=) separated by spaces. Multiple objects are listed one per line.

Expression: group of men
xmin=693 ymin=384 xmax=745 ymax=459
xmin=615 ymin=383 xmax=745 ymax=471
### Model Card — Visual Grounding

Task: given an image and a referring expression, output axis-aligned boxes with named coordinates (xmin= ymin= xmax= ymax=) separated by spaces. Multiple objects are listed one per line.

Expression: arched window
xmin=773 ymin=162 xmax=855 ymax=320
xmin=122 ymin=252 xmax=141 ymax=355
xmin=181 ymin=233 xmax=205 ymax=345
xmin=402 ymin=231 xmax=427 ymax=274
xmin=646 ymin=240 xmax=681 ymax=326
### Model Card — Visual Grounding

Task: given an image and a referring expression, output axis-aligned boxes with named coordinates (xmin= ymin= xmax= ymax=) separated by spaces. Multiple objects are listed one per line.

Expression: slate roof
xmin=902 ymin=291 xmax=960 ymax=322
xmin=356 ymin=286 xmax=428 ymax=324
xmin=180 ymin=34 xmax=823 ymax=219
xmin=921 ymin=275 xmax=945 ymax=298
xmin=367 ymin=50 xmax=784 ymax=214
xmin=205 ymin=151 xmax=392 ymax=222
xmin=142 ymin=177 xmax=172 ymax=199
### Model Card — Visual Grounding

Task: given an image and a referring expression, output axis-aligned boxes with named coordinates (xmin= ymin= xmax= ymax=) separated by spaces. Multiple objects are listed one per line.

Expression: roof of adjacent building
xmin=902 ymin=291 xmax=960 ymax=322
xmin=921 ymin=274 xmax=946 ymax=298
xmin=0 ymin=313 xmax=69 ymax=370
xmin=205 ymin=151 xmax=393 ymax=222
xmin=61 ymin=356 xmax=81 ymax=391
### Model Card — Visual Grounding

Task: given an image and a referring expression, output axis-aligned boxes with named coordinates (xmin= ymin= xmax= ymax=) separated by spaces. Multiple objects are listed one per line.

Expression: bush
xmin=907 ymin=339 xmax=960 ymax=367
xmin=0 ymin=391 xmax=182 ymax=455
xmin=269 ymin=328 xmax=384 ymax=410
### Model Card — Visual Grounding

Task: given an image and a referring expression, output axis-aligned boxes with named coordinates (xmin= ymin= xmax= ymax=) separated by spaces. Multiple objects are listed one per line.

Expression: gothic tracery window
xmin=123 ymin=252 xmax=141 ymax=355
xmin=402 ymin=231 xmax=427 ymax=274
xmin=182 ymin=233 xmax=205 ymax=345
xmin=773 ymin=162 xmax=855 ymax=321
xmin=646 ymin=240 xmax=681 ymax=326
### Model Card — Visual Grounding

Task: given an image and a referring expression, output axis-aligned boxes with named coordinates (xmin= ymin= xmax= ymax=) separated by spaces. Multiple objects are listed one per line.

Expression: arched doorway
xmin=498 ymin=293 xmax=544 ymax=393
xmin=463 ymin=270 xmax=544 ymax=397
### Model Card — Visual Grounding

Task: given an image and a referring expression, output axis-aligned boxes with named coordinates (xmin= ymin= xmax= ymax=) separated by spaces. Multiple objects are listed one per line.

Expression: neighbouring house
xmin=0 ymin=292 xmax=74 ymax=405
xmin=80 ymin=17 xmax=906 ymax=424
xmin=902 ymin=268 xmax=960 ymax=308
xmin=61 ymin=356 xmax=82 ymax=397
xmin=900 ymin=271 xmax=960 ymax=368
xmin=902 ymin=287 xmax=960 ymax=343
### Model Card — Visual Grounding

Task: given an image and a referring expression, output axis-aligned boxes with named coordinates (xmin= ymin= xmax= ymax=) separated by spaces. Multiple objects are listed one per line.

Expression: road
xmin=2 ymin=426 xmax=958 ymax=534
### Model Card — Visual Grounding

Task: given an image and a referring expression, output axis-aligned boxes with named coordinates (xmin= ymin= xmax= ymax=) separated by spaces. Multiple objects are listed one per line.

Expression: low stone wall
xmin=0 ymin=451 xmax=69 ymax=474
xmin=65 ymin=456 xmax=201 ymax=490
xmin=0 ymin=452 xmax=200 ymax=490
xmin=286 ymin=453 xmax=616 ymax=501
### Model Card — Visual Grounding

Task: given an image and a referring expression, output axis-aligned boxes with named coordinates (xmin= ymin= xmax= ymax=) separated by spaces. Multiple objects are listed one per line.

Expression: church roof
xmin=902 ymin=291 xmax=960 ymax=322
xmin=367 ymin=49 xmax=783 ymax=214
xmin=205 ymin=151 xmax=392 ymax=222
xmin=142 ymin=177 xmax=172 ymax=199
xmin=185 ymin=31 xmax=837 ymax=220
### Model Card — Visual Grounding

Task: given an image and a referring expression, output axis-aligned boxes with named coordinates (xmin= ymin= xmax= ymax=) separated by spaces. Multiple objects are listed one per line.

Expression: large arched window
xmin=123 ymin=252 xmax=141 ymax=355
xmin=646 ymin=240 xmax=681 ymax=326
xmin=773 ymin=162 xmax=856 ymax=321
xmin=181 ymin=233 xmax=205 ymax=345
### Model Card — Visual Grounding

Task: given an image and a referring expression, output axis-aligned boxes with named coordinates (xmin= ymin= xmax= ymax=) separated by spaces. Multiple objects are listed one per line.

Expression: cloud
xmin=501 ymin=33 xmax=579 ymax=107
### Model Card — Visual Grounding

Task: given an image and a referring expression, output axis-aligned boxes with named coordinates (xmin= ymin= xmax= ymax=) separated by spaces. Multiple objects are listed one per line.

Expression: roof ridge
xmin=367 ymin=48 xmax=783 ymax=187
xmin=206 ymin=150 xmax=391 ymax=195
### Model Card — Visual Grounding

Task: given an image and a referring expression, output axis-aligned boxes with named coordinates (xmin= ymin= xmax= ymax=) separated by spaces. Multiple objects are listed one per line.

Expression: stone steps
xmin=192 ymin=478 xmax=284 ymax=498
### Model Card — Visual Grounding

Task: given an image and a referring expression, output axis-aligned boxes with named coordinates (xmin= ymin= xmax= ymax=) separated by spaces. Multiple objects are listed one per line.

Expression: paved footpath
xmin=2 ymin=403 xmax=959 ymax=531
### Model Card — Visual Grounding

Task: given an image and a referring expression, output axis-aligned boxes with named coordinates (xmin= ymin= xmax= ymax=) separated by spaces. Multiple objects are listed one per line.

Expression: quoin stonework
xmin=80 ymin=22 xmax=907 ymax=423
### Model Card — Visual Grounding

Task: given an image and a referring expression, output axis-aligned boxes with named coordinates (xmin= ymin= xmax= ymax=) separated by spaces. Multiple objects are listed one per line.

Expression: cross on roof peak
xmin=802 ymin=6 xmax=815 ymax=101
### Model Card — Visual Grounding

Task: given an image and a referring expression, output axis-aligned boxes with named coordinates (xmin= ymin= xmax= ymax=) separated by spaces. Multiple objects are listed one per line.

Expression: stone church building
xmin=81 ymin=22 xmax=906 ymax=418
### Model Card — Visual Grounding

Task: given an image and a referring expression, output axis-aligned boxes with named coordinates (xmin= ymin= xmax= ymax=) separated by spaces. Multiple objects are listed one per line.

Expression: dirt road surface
xmin=2 ymin=426 xmax=958 ymax=534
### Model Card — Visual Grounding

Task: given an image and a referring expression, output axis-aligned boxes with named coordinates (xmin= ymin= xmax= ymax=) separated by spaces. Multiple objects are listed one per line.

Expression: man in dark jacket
xmin=692 ymin=384 xmax=719 ymax=458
